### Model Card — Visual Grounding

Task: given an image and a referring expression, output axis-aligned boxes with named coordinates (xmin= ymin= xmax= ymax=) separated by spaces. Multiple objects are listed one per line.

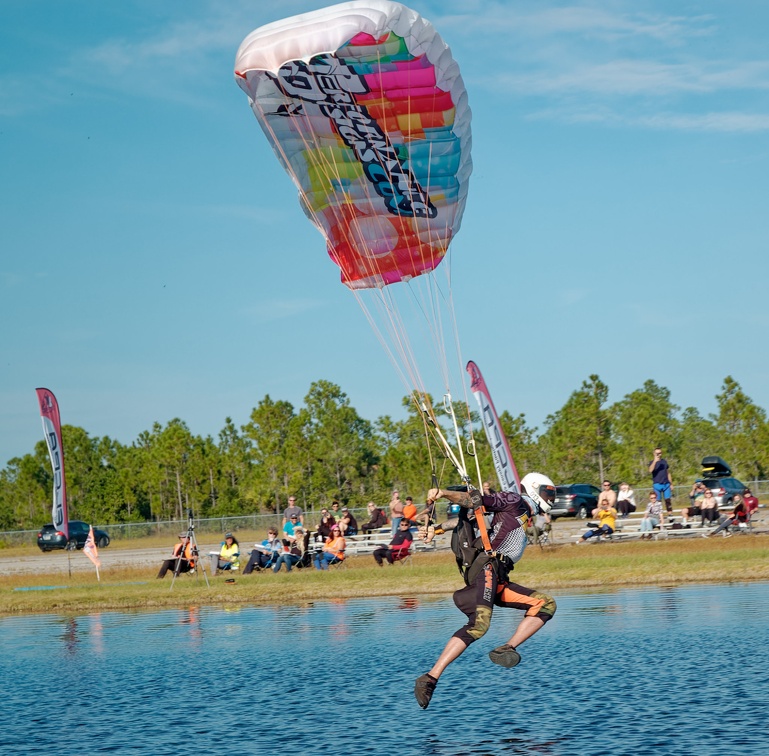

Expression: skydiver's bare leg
xmin=427 ymin=637 xmax=468 ymax=679
xmin=504 ymin=615 xmax=545 ymax=648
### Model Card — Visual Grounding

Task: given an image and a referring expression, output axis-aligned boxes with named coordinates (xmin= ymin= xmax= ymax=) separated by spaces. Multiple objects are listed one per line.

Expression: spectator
xmin=577 ymin=499 xmax=617 ymax=543
xmin=157 ymin=533 xmax=195 ymax=579
xmin=700 ymin=489 xmax=719 ymax=525
xmin=316 ymin=509 xmax=336 ymax=542
xmin=743 ymin=488 xmax=759 ymax=518
xmin=482 ymin=481 xmax=496 ymax=495
xmin=282 ymin=496 xmax=303 ymax=528
xmin=682 ymin=481 xmax=707 ymax=525
xmin=361 ymin=502 xmax=388 ymax=533
xmin=242 ymin=528 xmax=283 ymax=574
xmin=639 ymin=492 xmax=664 ymax=540
xmin=616 ymin=482 xmax=637 ymax=517
xmin=373 ymin=518 xmax=414 ymax=565
xmin=389 ymin=490 xmax=404 ymax=534
xmin=705 ymin=495 xmax=747 ymax=538
xmin=313 ymin=525 xmax=346 ymax=570
xmin=338 ymin=506 xmax=358 ymax=536
xmin=648 ymin=447 xmax=674 ymax=513
xmin=283 ymin=513 xmax=302 ymax=540
xmin=211 ymin=533 xmax=240 ymax=575
xmin=330 ymin=500 xmax=342 ymax=520
xmin=402 ymin=496 xmax=418 ymax=521
xmin=273 ymin=527 xmax=306 ymax=572
xmin=598 ymin=480 xmax=617 ymax=508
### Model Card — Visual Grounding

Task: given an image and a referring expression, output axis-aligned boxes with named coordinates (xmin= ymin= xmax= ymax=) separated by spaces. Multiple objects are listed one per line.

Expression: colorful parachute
xmin=235 ymin=0 xmax=472 ymax=290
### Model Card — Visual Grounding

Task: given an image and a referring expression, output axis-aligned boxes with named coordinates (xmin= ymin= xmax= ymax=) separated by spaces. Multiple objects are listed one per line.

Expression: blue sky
xmin=2 ymin=0 xmax=768 ymax=468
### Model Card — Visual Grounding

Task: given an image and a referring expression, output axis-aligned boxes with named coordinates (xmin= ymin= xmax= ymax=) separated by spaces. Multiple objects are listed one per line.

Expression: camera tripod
xmin=170 ymin=510 xmax=211 ymax=591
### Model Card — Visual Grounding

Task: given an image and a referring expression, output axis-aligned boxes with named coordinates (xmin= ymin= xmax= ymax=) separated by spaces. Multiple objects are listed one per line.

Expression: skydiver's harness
xmin=450 ymin=494 xmax=514 ymax=587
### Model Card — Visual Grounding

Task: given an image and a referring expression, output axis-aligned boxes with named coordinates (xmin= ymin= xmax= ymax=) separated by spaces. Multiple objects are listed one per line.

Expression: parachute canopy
xmin=235 ymin=0 xmax=472 ymax=289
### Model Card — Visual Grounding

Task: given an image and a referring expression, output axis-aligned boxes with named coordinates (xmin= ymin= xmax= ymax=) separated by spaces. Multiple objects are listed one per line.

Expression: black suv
xmin=698 ymin=456 xmax=746 ymax=507
xmin=551 ymin=484 xmax=601 ymax=519
xmin=37 ymin=520 xmax=111 ymax=552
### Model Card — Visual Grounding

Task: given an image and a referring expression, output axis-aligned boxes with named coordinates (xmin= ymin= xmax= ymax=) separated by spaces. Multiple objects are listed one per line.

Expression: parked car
xmin=37 ymin=521 xmax=110 ymax=552
xmin=551 ymin=484 xmax=601 ymax=519
xmin=698 ymin=455 xmax=746 ymax=507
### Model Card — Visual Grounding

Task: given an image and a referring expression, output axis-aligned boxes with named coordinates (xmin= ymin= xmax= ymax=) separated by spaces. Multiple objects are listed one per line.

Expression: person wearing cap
xmin=273 ymin=526 xmax=306 ymax=573
xmin=211 ymin=533 xmax=240 ymax=575
xmin=361 ymin=502 xmax=388 ymax=533
xmin=372 ymin=518 xmax=413 ymax=566
xmin=338 ymin=506 xmax=358 ymax=536
xmin=282 ymin=495 xmax=304 ymax=528
xmin=283 ymin=513 xmax=302 ymax=540
xmin=157 ymin=533 xmax=195 ymax=579
xmin=402 ymin=497 xmax=418 ymax=521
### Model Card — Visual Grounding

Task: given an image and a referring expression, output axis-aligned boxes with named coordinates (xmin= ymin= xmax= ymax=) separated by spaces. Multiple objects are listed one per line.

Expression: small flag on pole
xmin=84 ymin=525 xmax=101 ymax=580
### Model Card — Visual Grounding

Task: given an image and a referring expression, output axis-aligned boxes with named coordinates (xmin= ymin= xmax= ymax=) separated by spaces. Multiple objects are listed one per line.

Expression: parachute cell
xmin=235 ymin=0 xmax=472 ymax=289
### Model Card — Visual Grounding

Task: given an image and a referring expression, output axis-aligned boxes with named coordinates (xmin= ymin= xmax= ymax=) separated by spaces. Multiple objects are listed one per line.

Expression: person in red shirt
xmin=743 ymin=488 xmax=759 ymax=518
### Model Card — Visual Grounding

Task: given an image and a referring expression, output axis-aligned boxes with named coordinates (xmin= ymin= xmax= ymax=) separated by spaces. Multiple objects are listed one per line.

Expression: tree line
xmin=1 ymin=375 xmax=767 ymax=530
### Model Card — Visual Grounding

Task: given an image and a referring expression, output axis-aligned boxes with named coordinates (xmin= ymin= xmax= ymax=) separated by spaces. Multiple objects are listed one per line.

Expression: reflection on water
xmin=1 ymin=582 xmax=767 ymax=755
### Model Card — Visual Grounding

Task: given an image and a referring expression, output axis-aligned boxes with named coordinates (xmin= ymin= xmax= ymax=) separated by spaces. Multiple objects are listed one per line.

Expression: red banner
xmin=35 ymin=388 xmax=69 ymax=540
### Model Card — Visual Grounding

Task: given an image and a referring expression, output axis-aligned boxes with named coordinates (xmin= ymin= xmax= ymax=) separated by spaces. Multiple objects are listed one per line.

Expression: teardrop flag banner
xmin=35 ymin=388 xmax=69 ymax=541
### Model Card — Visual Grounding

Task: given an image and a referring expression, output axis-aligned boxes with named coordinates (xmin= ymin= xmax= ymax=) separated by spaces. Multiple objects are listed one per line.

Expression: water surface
xmin=1 ymin=582 xmax=766 ymax=755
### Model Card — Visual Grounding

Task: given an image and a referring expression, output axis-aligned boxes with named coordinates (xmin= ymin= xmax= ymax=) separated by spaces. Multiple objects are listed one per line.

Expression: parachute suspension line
xmin=418 ymin=394 xmax=469 ymax=482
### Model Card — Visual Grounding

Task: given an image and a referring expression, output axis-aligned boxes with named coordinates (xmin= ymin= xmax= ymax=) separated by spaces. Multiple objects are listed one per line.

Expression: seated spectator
xmin=361 ymin=502 xmax=388 ymax=533
xmin=330 ymin=500 xmax=342 ymax=520
xmin=577 ymin=500 xmax=617 ymax=543
xmin=373 ymin=518 xmax=414 ymax=565
xmin=157 ymin=533 xmax=195 ymax=579
xmin=338 ymin=506 xmax=358 ymax=536
xmin=313 ymin=525 xmax=346 ymax=570
xmin=700 ymin=489 xmax=719 ymax=525
xmin=211 ymin=533 xmax=240 ymax=575
xmin=274 ymin=527 xmax=306 ymax=572
xmin=526 ymin=512 xmax=552 ymax=545
xmin=283 ymin=513 xmax=302 ymax=540
xmin=243 ymin=528 xmax=283 ymax=574
xmin=743 ymin=488 xmax=759 ymax=518
xmin=616 ymin=482 xmax=637 ymax=517
xmin=639 ymin=492 xmax=664 ymax=539
xmin=705 ymin=495 xmax=747 ymax=538
xmin=315 ymin=508 xmax=336 ymax=542
xmin=681 ymin=481 xmax=706 ymax=524
xmin=402 ymin=496 xmax=418 ymax=521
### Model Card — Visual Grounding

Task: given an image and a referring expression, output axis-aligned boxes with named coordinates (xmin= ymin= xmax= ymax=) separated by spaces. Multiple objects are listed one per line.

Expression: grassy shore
xmin=2 ymin=535 xmax=768 ymax=616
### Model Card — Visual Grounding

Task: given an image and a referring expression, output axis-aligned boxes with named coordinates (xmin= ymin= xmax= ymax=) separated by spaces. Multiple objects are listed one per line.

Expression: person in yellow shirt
xmin=577 ymin=499 xmax=617 ymax=543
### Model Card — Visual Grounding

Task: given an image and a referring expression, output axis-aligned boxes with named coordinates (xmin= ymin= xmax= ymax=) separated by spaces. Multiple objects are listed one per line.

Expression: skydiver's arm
xmin=427 ymin=488 xmax=471 ymax=507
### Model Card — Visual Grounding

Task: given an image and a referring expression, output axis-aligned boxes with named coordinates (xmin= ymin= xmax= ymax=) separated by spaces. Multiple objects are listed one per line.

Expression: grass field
xmin=1 ymin=535 xmax=767 ymax=615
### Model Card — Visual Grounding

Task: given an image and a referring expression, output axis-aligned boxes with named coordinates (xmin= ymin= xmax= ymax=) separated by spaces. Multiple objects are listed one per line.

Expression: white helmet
xmin=520 ymin=472 xmax=556 ymax=514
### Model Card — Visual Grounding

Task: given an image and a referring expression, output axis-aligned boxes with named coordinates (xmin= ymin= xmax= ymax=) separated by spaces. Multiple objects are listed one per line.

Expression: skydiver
xmin=413 ymin=473 xmax=558 ymax=710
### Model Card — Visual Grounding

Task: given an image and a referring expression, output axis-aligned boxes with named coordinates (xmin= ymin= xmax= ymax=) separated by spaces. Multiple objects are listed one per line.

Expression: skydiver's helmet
xmin=520 ymin=472 xmax=556 ymax=514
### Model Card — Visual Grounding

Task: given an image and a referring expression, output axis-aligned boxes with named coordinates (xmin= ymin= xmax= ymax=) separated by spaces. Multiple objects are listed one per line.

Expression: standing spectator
xmin=313 ymin=525 xmax=346 ymax=570
xmin=361 ymin=502 xmax=388 ymax=533
xmin=338 ymin=506 xmax=358 ymax=536
xmin=242 ymin=528 xmax=283 ymax=574
xmin=482 ymin=481 xmax=496 ymax=495
xmin=282 ymin=496 xmax=303 ymax=528
xmin=577 ymin=500 xmax=617 ymax=543
xmin=598 ymin=480 xmax=617 ymax=508
xmin=682 ymin=481 xmax=707 ymax=525
xmin=616 ymin=482 xmax=636 ymax=517
xmin=389 ymin=490 xmax=404 ymax=534
xmin=743 ymin=488 xmax=759 ymax=518
xmin=211 ymin=533 xmax=240 ymax=575
xmin=373 ymin=519 xmax=414 ymax=565
xmin=639 ymin=492 xmax=664 ymax=539
xmin=648 ymin=447 xmax=674 ymax=513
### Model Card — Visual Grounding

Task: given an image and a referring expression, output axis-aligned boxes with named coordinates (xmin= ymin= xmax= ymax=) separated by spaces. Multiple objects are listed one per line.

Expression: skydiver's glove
xmin=469 ymin=488 xmax=483 ymax=509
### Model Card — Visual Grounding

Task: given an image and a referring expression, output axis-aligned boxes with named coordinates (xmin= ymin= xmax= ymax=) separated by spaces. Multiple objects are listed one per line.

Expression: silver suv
xmin=700 ymin=477 xmax=746 ymax=507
